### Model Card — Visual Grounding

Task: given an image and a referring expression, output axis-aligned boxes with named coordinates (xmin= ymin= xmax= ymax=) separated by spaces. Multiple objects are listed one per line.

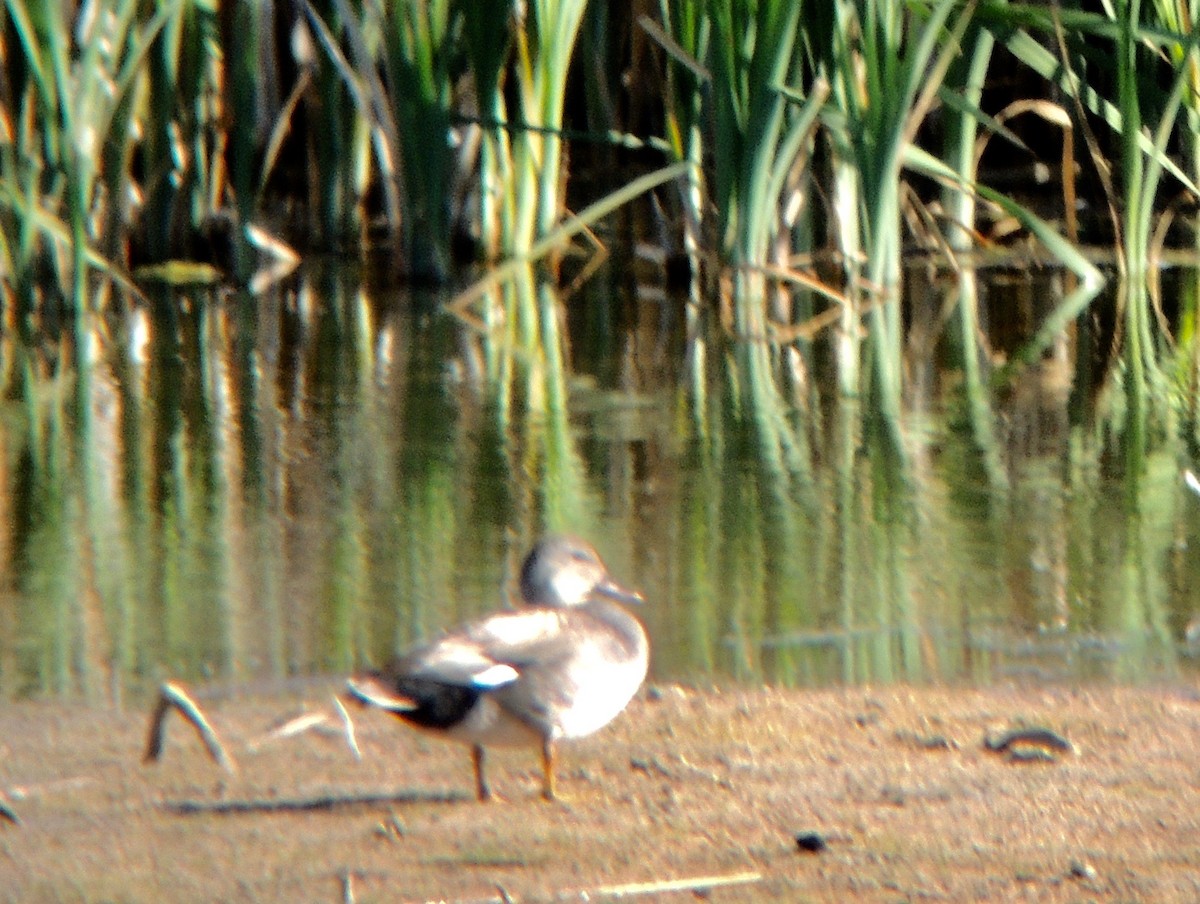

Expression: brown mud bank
xmin=2 ymin=683 xmax=1199 ymax=902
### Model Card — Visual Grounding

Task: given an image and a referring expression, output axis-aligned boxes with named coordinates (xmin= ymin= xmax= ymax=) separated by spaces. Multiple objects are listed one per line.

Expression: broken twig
xmin=143 ymin=681 xmax=236 ymax=772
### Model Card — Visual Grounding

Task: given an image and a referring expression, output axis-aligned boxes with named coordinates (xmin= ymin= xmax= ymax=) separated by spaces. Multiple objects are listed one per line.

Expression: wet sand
xmin=2 ymin=682 xmax=1199 ymax=902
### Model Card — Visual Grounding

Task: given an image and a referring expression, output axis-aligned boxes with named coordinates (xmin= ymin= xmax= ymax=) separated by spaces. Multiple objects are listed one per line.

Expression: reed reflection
xmin=0 ymin=264 xmax=1197 ymax=702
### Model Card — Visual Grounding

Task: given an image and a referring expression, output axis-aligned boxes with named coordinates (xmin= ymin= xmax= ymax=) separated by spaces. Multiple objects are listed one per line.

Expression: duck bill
xmin=593 ymin=577 xmax=645 ymax=605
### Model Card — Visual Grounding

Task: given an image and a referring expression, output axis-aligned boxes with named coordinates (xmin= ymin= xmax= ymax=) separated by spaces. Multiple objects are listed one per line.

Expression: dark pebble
xmin=795 ymin=831 xmax=827 ymax=853
xmin=1069 ymin=859 xmax=1098 ymax=880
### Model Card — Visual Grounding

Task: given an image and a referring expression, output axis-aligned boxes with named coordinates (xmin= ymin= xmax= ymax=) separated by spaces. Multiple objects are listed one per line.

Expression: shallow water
xmin=1 ymin=256 xmax=1198 ymax=703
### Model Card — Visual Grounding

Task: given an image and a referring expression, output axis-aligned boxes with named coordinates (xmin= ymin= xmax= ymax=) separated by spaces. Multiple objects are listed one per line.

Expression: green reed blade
xmin=380 ymin=0 xmax=455 ymax=278
xmin=309 ymin=3 xmax=360 ymax=244
xmin=905 ymin=144 xmax=1103 ymax=286
xmin=997 ymin=25 xmax=1199 ymax=197
xmin=907 ymin=141 xmax=1105 ymax=386
xmin=458 ymin=0 xmax=513 ymax=256
xmin=0 ymin=184 xmax=143 ymax=299
xmin=446 ymin=160 xmax=692 ymax=316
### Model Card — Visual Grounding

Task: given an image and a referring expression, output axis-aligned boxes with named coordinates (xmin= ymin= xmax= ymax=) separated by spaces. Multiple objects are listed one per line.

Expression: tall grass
xmin=708 ymin=0 xmax=804 ymax=302
xmin=2 ymin=2 xmax=1197 ymax=290
xmin=653 ymin=1 xmax=707 ymax=259
xmin=381 ymin=0 xmax=455 ymax=280
xmin=218 ymin=1 xmax=263 ymax=284
xmin=8 ymin=0 xmax=1200 ymax=538
xmin=979 ymin=3 xmax=1198 ymax=493
xmin=938 ymin=19 xmax=1008 ymax=495
xmin=141 ymin=0 xmax=219 ymax=266
xmin=1 ymin=0 xmax=182 ymax=308
xmin=817 ymin=1 xmax=973 ymax=456
xmin=464 ymin=0 xmax=593 ymax=257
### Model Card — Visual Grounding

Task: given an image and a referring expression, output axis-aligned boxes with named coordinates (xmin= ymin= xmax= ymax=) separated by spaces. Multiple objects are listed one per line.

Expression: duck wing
xmin=348 ymin=639 xmax=519 ymax=709
xmin=347 ymin=608 xmax=566 ymax=731
xmin=351 ymin=608 xmax=562 ymax=702
xmin=455 ymin=607 xmax=569 ymax=660
xmin=462 ymin=606 xmax=644 ymax=737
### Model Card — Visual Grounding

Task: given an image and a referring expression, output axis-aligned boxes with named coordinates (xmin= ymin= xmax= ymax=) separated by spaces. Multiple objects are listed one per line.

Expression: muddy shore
xmin=2 ymin=682 xmax=1198 ymax=902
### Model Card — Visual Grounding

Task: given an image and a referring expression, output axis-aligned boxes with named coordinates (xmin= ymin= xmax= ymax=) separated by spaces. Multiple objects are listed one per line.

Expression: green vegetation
xmin=0 ymin=3 xmax=1194 ymax=287
xmin=9 ymin=1 xmax=1198 ymax=461
xmin=6 ymin=2 xmax=1200 ymax=696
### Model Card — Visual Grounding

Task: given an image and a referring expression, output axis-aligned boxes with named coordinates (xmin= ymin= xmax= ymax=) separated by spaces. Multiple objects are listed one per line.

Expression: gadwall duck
xmin=347 ymin=535 xmax=648 ymax=800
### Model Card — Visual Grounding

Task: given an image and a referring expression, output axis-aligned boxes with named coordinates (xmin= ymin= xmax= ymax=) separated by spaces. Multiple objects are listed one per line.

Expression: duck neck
xmin=582 ymin=598 xmax=648 ymax=658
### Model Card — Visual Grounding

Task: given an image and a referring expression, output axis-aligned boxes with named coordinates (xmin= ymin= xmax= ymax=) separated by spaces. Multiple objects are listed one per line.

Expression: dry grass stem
xmin=411 ymin=870 xmax=765 ymax=904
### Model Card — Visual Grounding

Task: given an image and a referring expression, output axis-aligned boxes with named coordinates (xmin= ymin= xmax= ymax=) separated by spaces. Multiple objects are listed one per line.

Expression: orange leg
xmin=541 ymin=738 xmax=557 ymax=801
xmin=472 ymin=745 xmax=492 ymax=802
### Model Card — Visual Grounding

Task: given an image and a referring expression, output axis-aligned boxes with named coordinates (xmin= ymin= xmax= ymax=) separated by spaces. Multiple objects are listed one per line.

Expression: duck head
xmin=519 ymin=534 xmax=643 ymax=608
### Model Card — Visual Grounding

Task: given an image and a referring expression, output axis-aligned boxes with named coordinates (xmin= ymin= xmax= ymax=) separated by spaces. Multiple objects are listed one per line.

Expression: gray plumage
xmin=347 ymin=535 xmax=648 ymax=800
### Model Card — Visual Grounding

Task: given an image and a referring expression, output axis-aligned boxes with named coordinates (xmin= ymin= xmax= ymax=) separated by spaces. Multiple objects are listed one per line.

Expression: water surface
xmin=1 ymin=257 xmax=1196 ymax=703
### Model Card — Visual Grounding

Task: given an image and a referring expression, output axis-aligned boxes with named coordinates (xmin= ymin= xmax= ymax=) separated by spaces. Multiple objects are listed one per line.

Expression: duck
xmin=346 ymin=534 xmax=649 ymax=801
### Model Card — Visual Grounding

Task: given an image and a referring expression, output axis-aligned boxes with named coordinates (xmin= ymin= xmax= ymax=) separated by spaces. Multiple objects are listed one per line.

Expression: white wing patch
xmin=415 ymin=638 xmax=521 ymax=688
xmin=472 ymin=663 xmax=520 ymax=687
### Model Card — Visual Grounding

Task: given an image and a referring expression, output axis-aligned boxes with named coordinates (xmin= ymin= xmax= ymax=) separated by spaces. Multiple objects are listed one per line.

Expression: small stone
xmin=795 ymin=831 xmax=828 ymax=853
xmin=374 ymin=814 xmax=405 ymax=839
xmin=1069 ymin=859 xmax=1097 ymax=880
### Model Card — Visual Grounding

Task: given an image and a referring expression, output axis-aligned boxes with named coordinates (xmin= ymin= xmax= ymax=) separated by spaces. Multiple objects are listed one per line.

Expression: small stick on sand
xmin=579 ymin=870 xmax=764 ymax=899
xmin=246 ymin=711 xmax=330 ymax=751
xmin=243 ymin=698 xmax=360 ymax=757
xmin=407 ymin=870 xmax=765 ymax=904
xmin=0 ymin=797 xmax=18 ymax=826
xmin=332 ymin=695 xmax=362 ymax=760
xmin=143 ymin=681 xmax=236 ymax=772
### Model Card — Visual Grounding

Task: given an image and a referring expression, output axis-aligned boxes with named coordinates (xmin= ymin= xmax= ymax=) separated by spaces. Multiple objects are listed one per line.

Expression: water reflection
xmin=1 ymin=262 xmax=1198 ymax=702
